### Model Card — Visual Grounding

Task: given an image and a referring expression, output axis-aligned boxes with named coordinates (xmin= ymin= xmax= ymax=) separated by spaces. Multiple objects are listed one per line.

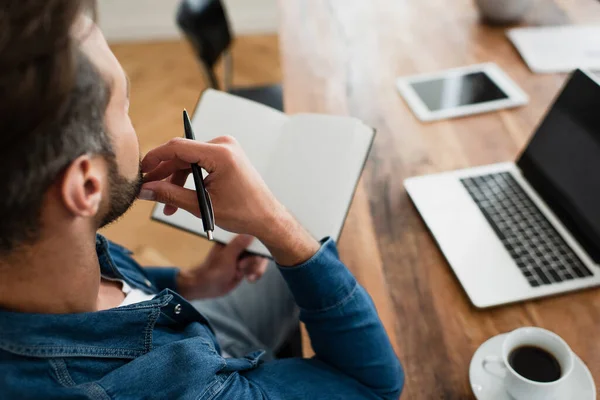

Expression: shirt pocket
xmin=221 ymin=350 xmax=266 ymax=372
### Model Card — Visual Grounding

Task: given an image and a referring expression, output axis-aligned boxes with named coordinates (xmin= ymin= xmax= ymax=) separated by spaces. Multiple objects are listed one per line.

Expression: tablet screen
xmin=410 ymin=71 xmax=509 ymax=112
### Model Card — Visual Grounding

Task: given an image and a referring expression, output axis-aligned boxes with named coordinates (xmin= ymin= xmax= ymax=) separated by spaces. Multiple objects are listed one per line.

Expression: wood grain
xmin=279 ymin=0 xmax=600 ymax=398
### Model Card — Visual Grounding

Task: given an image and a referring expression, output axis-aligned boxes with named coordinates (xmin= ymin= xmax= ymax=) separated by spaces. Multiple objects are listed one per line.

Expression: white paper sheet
xmin=507 ymin=25 xmax=600 ymax=74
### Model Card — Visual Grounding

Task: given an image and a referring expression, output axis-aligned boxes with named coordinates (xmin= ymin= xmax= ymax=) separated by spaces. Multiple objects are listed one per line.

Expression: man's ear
xmin=60 ymin=154 xmax=107 ymax=218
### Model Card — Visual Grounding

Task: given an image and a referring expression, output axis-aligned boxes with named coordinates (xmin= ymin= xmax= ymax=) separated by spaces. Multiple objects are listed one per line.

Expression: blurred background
xmin=97 ymin=0 xmax=278 ymax=41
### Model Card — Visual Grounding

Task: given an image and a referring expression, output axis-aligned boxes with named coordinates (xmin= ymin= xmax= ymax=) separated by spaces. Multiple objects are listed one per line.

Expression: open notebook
xmin=152 ymin=89 xmax=375 ymax=257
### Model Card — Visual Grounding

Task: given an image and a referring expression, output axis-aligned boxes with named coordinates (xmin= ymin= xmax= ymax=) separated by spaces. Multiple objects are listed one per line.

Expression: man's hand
xmin=141 ymin=136 xmax=279 ymax=237
xmin=176 ymin=235 xmax=268 ymax=300
xmin=140 ymin=136 xmax=320 ymax=266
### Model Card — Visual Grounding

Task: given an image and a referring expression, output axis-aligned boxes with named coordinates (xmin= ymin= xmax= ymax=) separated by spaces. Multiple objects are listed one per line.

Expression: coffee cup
xmin=482 ymin=327 xmax=574 ymax=400
xmin=474 ymin=0 xmax=533 ymax=25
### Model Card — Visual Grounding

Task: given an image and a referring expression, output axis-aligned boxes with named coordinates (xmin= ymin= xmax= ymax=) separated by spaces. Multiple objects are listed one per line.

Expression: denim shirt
xmin=0 ymin=235 xmax=403 ymax=399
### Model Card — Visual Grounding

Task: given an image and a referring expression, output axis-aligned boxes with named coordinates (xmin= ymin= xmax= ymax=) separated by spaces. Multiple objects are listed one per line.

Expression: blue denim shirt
xmin=0 ymin=235 xmax=403 ymax=399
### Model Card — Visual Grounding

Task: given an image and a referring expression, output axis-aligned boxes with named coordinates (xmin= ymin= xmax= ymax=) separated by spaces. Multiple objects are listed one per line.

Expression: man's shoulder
xmin=0 ymin=332 xmax=228 ymax=399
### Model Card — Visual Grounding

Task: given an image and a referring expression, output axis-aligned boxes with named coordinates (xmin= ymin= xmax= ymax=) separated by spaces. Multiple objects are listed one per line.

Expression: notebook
xmin=151 ymin=89 xmax=375 ymax=257
xmin=507 ymin=25 xmax=600 ymax=74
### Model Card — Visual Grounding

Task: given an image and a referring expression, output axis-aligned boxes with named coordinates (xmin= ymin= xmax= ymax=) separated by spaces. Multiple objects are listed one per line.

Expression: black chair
xmin=176 ymin=0 xmax=284 ymax=111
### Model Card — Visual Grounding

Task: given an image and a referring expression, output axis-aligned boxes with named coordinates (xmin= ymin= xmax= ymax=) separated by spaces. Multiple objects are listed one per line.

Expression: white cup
xmin=474 ymin=0 xmax=533 ymax=25
xmin=482 ymin=327 xmax=574 ymax=400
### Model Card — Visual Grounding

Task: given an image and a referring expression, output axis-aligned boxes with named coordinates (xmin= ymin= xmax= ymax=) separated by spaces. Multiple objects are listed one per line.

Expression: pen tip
xmin=207 ymin=231 xmax=214 ymax=241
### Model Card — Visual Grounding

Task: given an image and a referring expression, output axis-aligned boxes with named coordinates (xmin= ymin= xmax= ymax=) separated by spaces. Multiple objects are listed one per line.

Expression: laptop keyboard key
xmin=533 ymin=267 xmax=551 ymax=285
xmin=548 ymin=269 xmax=562 ymax=283
xmin=573 ymin=268 xmax=586 ymax=278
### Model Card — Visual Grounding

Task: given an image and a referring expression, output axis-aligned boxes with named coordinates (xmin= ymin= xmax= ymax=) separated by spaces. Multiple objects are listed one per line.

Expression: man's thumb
xmin=138 ymin=182 xmax=200 ymax=218
xmin=228 ymin=234 xmax=255 ymax=255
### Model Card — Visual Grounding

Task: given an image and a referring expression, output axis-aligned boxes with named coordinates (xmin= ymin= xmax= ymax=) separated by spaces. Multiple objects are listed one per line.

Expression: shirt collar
xmin=96 ymin=234 xmax=126 ymax=280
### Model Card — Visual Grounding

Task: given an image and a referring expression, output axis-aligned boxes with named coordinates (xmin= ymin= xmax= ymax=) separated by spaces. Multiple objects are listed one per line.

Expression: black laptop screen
xmin=518 ymin=70 xmax=600 ymax=263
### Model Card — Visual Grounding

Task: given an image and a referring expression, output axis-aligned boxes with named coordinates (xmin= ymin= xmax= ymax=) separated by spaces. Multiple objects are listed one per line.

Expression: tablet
xmin=396 ymin=63 xmax=528 ymax=122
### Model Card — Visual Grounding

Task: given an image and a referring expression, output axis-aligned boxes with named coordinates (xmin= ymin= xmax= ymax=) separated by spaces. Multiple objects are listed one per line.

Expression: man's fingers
xmin=227 ymin=235 xmax=255 ymax=256
xmin=161 ymin=170 xmax=192 ymax=215
xmin=226 ymin=273 xmax=244 ymax=293
xmin=138 ymin=181 xmax=201 ymax=217
xmin=143 ymin=160 xmax=190 ymax=183
xmin=207 ymin=242 xmax=226 ymax=259
xmin=163 ymin=170 xmax=191 ymax=215
xmin=170 ymin=168 xmax=191 ymax=187
xmin=163 ymin=205 xmax=178 ymax=215
xmin=209 ymin=135 xmax=238 ymax=145
xmin=141 ymin=138 xmax=221 ymax=174
xmin=242 ymin=257 xmax=268 ymax=282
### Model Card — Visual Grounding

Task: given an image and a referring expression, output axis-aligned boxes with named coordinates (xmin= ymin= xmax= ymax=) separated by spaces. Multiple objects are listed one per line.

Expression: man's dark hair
xmin=0 ymin=0 xmax=113 ymax=253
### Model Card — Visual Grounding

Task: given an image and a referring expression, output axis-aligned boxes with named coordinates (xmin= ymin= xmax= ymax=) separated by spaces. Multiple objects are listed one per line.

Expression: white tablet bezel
xmin=396 ymin=63 xmax=529 ymax=122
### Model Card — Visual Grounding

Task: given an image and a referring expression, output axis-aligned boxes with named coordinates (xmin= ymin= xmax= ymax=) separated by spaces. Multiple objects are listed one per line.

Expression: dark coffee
xmin=508 ymin=346 xmax=562 ymax=382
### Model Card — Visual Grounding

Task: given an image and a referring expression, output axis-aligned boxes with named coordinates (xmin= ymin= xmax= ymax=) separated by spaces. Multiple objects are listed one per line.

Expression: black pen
xmin=183 ymin=109 xmax=215 ymax=240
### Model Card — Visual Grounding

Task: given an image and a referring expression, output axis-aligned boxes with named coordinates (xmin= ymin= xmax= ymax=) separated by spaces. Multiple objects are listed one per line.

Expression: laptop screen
xmin=518 ymin=70 xmax=600 ymax=264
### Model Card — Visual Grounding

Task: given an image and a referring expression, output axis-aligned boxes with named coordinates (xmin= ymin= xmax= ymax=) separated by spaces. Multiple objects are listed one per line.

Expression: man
xmin=0 ymin=1 xmax=404 ymax=399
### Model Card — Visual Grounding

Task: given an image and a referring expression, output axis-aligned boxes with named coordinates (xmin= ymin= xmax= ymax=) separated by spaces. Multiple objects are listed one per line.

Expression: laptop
xmin=405 ymin=69 xmax=600 ymax=308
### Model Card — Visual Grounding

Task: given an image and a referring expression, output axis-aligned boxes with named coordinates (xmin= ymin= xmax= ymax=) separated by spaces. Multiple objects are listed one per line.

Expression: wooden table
xmin=279 ymin=0 xmax=600 ymax=398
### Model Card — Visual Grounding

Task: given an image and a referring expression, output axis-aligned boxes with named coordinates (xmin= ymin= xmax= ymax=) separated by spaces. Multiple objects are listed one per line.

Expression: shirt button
xmin=174 ymin=304 xmax=182 ymax=315
xmin=144 ymin=279 xmax=152 ymax=287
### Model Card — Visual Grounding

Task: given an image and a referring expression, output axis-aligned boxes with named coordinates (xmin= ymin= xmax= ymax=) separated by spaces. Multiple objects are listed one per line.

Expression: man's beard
xmin=98 ymin=157 xmax=143 ymax=228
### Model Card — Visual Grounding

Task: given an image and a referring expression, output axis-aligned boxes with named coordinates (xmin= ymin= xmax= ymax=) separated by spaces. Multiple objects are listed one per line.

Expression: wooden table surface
xmin=279 ymin=0 xmax=600 ymax=398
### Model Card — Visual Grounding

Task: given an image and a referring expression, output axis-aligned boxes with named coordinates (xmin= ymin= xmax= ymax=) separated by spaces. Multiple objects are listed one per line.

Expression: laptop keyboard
xmin=461 ymin=172 xmax=593 ymax=287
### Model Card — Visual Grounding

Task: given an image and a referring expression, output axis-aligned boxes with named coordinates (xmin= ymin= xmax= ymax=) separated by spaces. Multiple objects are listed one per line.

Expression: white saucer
xmin=469 ymin=333 xmax=596 ymax=400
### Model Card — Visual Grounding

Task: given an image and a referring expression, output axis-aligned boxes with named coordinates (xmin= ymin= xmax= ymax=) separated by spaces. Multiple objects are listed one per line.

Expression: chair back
xmin=176 ymin=0 xmax=233 ymax=84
